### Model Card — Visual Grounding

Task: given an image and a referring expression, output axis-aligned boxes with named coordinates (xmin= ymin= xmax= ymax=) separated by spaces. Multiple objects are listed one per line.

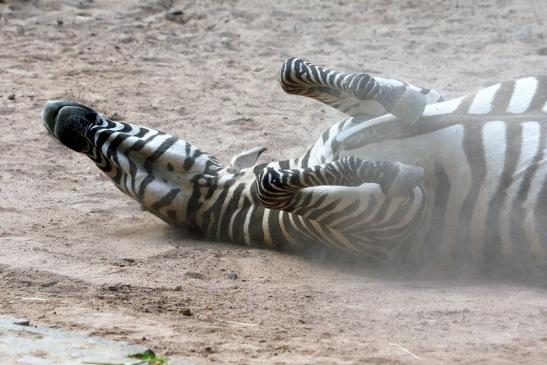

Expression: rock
xmin=181 ymin=308 xmax=192 ymax=316
xmin=13 ymin=319 xmax=30 ymax=326
xmin=227 ymin=271 xmax=238 ymax=280
xmin=107 ymin=284 xmax=131 ymax=291
xmin=7 ymin=94 xmax=15 ymax=100
xmin=108 ymin=112 xmax=124 ymax=121
xmin=40 ymin=281 xmax=59 ymax=288
xmin=0 ymin=316 xmax=197 ymax=364
xmin=537 ymin=47 xmax=547 ymax=56
xmin=174 ymin=285 xmax=182 ymax=291
xmin=165 ymin=9 xmax=188 ymax=24
xmin=184 ymin=272 xmax=203 ymax=279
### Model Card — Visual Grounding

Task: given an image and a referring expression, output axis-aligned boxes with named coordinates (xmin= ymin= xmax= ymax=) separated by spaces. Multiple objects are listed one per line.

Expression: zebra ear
xmin=230 ymin=147 xmax=267 ymax=170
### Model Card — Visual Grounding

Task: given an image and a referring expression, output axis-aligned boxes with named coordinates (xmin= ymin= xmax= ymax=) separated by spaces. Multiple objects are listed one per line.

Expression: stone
xmin=0 ymin=316 xmax=198 ymax=365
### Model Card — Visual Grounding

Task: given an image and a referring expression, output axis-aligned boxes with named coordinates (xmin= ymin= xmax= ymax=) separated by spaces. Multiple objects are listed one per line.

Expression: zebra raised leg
xmin=279 ymin=57 xmax=442 ymax=123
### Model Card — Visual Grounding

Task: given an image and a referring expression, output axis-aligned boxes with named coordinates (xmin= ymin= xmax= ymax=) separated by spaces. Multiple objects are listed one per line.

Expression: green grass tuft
xmin=129 ymin=349 xmax=168 ymax=365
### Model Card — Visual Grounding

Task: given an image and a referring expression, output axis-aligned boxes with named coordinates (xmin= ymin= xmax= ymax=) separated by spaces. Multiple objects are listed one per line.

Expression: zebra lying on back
xmin=42 ymin=58 xmax=547 ymax=276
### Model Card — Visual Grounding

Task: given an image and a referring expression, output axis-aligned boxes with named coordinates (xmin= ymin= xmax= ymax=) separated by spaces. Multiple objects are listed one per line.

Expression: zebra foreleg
xmin=253 ymin=156 xmax=423 ymax=212
xmin=279 ymin=57 xmax=442 ymax=123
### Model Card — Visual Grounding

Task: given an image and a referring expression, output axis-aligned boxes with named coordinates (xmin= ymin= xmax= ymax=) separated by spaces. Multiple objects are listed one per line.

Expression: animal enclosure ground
xmin=1 ymin=0 xmax=547 ymax=364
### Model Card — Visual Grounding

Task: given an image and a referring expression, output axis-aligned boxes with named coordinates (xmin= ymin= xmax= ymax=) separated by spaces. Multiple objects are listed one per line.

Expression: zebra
xmin=41 ymin=58 xmax=547 ymax=276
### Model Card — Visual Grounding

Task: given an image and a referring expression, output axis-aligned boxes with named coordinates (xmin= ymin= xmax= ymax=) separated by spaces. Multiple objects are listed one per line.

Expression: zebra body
xmin=300 ymin=74 xmax=547 ymax=269
xmin=41 ymin=59 xmax=547 ymax=273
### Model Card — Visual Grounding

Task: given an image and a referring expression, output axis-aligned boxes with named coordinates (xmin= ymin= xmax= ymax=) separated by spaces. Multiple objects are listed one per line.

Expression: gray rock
xmin=0 ymin=316 xmax=200 ymax=365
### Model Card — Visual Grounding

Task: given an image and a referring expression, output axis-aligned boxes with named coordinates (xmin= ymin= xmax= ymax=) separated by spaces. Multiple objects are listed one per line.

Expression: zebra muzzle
xmin=41 ymin=100 xmax=98 ymax=152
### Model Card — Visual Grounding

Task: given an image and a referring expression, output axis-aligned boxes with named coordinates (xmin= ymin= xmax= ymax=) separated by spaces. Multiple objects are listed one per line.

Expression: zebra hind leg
xmin=279 ymin=57 xmax=441 ymax=123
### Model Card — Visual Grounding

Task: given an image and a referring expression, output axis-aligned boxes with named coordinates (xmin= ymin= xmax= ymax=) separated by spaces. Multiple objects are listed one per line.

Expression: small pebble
xmin=537 ymin=47 xmax=547 ymax=56
xmin=181 ymin=308 xmax=192 ymax=316
xmin=109 ymin=112 xmax=124 ymax=120
xmin=13 ymin=319 xmax=30 ymax=326
xmin=41 ymin=281 xmax=59 ymax=288
xmin=174 ymin=285 xmax=182 ymax=291
xmin=56 ymin=19 xmax=63 ymax=25
xmin=184 ymin=272 xmax=203 ymax=279
xmin=7 ymin=94 xmax=15 ymax=100
xmin=165 ymin=9 xmax=188 ymax=24
xmin=227 ymin=271 xmax=238 ymax=280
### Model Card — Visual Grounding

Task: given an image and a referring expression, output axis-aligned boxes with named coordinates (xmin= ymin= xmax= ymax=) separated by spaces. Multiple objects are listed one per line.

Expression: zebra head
xmin=41 ymin=100 xmax=225 ymax=228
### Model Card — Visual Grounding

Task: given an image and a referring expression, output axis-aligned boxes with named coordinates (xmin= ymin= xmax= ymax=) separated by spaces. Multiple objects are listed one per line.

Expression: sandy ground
xmin=1 ymin=0 xmax=547 ymax=364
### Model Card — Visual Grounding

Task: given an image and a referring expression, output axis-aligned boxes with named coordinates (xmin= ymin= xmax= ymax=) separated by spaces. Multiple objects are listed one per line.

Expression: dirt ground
xmin=1 ymin=0 xmax=547 ymax=364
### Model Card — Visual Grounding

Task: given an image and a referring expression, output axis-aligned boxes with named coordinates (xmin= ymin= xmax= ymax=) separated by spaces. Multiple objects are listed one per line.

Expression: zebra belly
xmin=338 ymin=120 xmax=547 ymax=266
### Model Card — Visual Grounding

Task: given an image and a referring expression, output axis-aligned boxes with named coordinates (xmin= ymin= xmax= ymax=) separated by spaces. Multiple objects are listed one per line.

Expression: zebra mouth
xmin=41 ymin=100 xmax=98 ymax=152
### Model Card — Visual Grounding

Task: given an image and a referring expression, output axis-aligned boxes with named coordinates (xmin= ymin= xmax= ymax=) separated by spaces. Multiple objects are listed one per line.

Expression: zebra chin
xmin=41 ymin=100 xmax=98 ymax=152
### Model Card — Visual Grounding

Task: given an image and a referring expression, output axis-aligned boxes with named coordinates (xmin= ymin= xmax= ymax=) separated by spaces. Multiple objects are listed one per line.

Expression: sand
xmin=1 ymin=0 xmax=547 ymax=363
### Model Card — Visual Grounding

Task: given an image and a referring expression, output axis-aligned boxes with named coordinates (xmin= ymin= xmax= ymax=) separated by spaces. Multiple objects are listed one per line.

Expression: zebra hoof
xmin=386 ymin=163 xmax=424 ymax=197
xmin=389 ymin=88 xmax=427 ymax=124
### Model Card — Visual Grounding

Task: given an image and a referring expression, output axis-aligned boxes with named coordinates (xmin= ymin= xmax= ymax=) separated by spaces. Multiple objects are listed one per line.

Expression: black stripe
xmin=483 ymin=122 xmax=521 ymax=272
xmin=292 ymin=193 xmax=327 ymax=217
xmin=490 ymin=80 xmax=516 ymax=114
xmin=533 ymin=172 xmax=547 ymax=256
xmin=320 ymin=127 xmax=330 ymax=144
xmin=392 ymin=190 xmax=428 ymax=261
xmin=151 ymin=188 xmax=181 ymax=210
xmin=247 ymin=206 xmax=266 ymax=247
xmin=231 ymin=196 xmax=253 ymax=245
xmin=300 ymin=149 xmax=311 ymax=168
xmin=202 ymin=182 xmax=233 ymax=237
xmin=134 ymin=126 xmax=149 ymax=138
xmin=337 ymin=118 xmax=348 ymax=134
xmin=422 ymin=163 xmax=451 ymax=260
xmin=371 ymin=190 xmax=416 ymax=230
xmin=217 ymin=183 xmax=246 ymax=241
xmin=334 ymin=194 xmax=379 ymax=231
xmin=453 ymin=123 xmax=486 ymax=262
xmin=267 ymin=209 xmax=284 ymax=249
xmin=106 ymin=133 xmax=132 ymax=185
xmin=306 ymin=198 xmax=340 ymax=221
xmin=511 ymin=125 xmax=547 ymax=267
xmin=182 ymin=143 xmax=193 ymax=171
xmin=136 ymin=136 xmax=178 ymax=202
